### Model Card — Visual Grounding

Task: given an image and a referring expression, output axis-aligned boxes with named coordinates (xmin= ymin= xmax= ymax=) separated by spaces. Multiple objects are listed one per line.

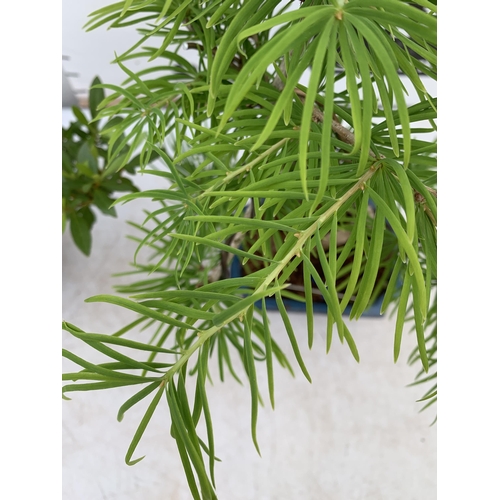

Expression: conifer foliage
xmin=63 ymin=1 xmax=437 ymax=498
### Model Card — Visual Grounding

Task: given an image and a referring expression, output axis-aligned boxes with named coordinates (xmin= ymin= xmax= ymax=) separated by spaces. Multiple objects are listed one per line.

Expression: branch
xmin=293 ymin=88 xmax=374 ymax=157
xmin=414 ymin=187 xmax=437 ymax=226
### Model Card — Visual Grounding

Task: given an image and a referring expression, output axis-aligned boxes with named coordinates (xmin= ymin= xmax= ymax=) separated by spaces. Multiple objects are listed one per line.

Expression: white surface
xmin=62 ymin=179 xmax=436 ymax=500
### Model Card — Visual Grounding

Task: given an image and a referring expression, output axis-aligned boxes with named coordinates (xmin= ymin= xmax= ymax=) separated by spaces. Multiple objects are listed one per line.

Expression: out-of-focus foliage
xmin=62 ymin=76 xmax=150 ymax=255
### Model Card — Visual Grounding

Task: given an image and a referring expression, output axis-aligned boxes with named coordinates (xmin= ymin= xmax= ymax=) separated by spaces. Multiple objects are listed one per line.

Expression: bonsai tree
xmin=62 ymin=1 xmax=437 ymax=498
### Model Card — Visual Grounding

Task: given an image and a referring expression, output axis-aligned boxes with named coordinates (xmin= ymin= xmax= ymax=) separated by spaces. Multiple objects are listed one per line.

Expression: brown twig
xmin=414 ymin=188 xmax=437 ymax=226
xmin=293 ymin=88 xmax=373 ymax=157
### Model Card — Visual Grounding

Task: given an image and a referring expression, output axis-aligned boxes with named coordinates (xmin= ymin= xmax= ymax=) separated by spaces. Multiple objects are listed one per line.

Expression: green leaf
xmin=93 ymin=189 xmax=117 ymax=217
xmin=344 ymin=20 xmax=375 ymax=174
xmin=89 ymin=76 xmax=105 ymax=119
xmin=314 ymin=22 xmax=338 ymax=212
xmin=242 ymin=45 xmax=316 ymax=151
xmin=347 ymin=14 xmax=412 ymax=166
xmin=311 ymin=230 xmax=345 ymax=347
xmin=84 ymin=295 xmax=200 ymax=330
xmin=209 ymin=0 xmax=281 ymax=102
xmin=299 ymin=19 xmax=333 ymax=197
xmin=167 ymin=233 xmax=277 ymax=265
xmin=114 ymin=55 xmax=155 ymax=98
xmin=196 ymin=343 xmax=216 ymax=485
xmin=137 ymin=300 xmax=215 ymax=321
xmin=130 ymin=290 xmax=240 ymax=303
xmin=261 ymin=300 xmax=275 ymax=409
xmin=350 ymin=199 xmax=386 ymax=319
xmin=80 ymin=206 xmax=95 ymax=228
xmin=117 ymin=382 xmax=162 ymax=422
xmin=185 ymin=215 xmax=302 ymax=234
xmin=219 ymin=9 xmax=333 ymax=131
xmin=411 ymin=274 xmax=430 ymax=372
xmin=170 ymin=423 xmax=202 ymax=500
xmin=243 ymin=306 xmax=261 ymax=455
xmin=213 ymin=284 xmax=284 ymax=327
xmin=338 ymin=22 xmax=362 ymax=156
xmin=62 ymin=349 xmax=153 ymax=382
xmin=386 ymin=159 xmax=416 ymax=246
xmin=341 ymin=324 xmax=360 ymax=363
xmin=394 ymin=268 xmax=411 ymax=362
xmin=77 ymin=142 xmax=99 ymax=173
xmin=74 ymin=161 xmax=95 ymax=179
xmin=303 ymin=241 xmax=315 ymax=349
xmin=69 ymin=212 xmax=92 ymax=256
xmin=72 ymin=106 xmax=89 ymax=127
xmin=166 ymin=380 xmax=216 ymax=498
xmin=63 ymin=321 xmax=180 ymax=354
xmin=62 ymin=380 xmax=147 ymax=399
xmin=125 ymin=383 xmax=165 ymax=465
xmin=340 ymin=189 xmax=369 ymax=311
xmin=366 ymin=186 xmax=427 ymax=321
xmin=275 ymin=290 xmax=311 ymax=383
xmin=380 ymin=257 xmax=403 ymax=315
xmin=101 ymin=153 xmax=128 ymax=177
